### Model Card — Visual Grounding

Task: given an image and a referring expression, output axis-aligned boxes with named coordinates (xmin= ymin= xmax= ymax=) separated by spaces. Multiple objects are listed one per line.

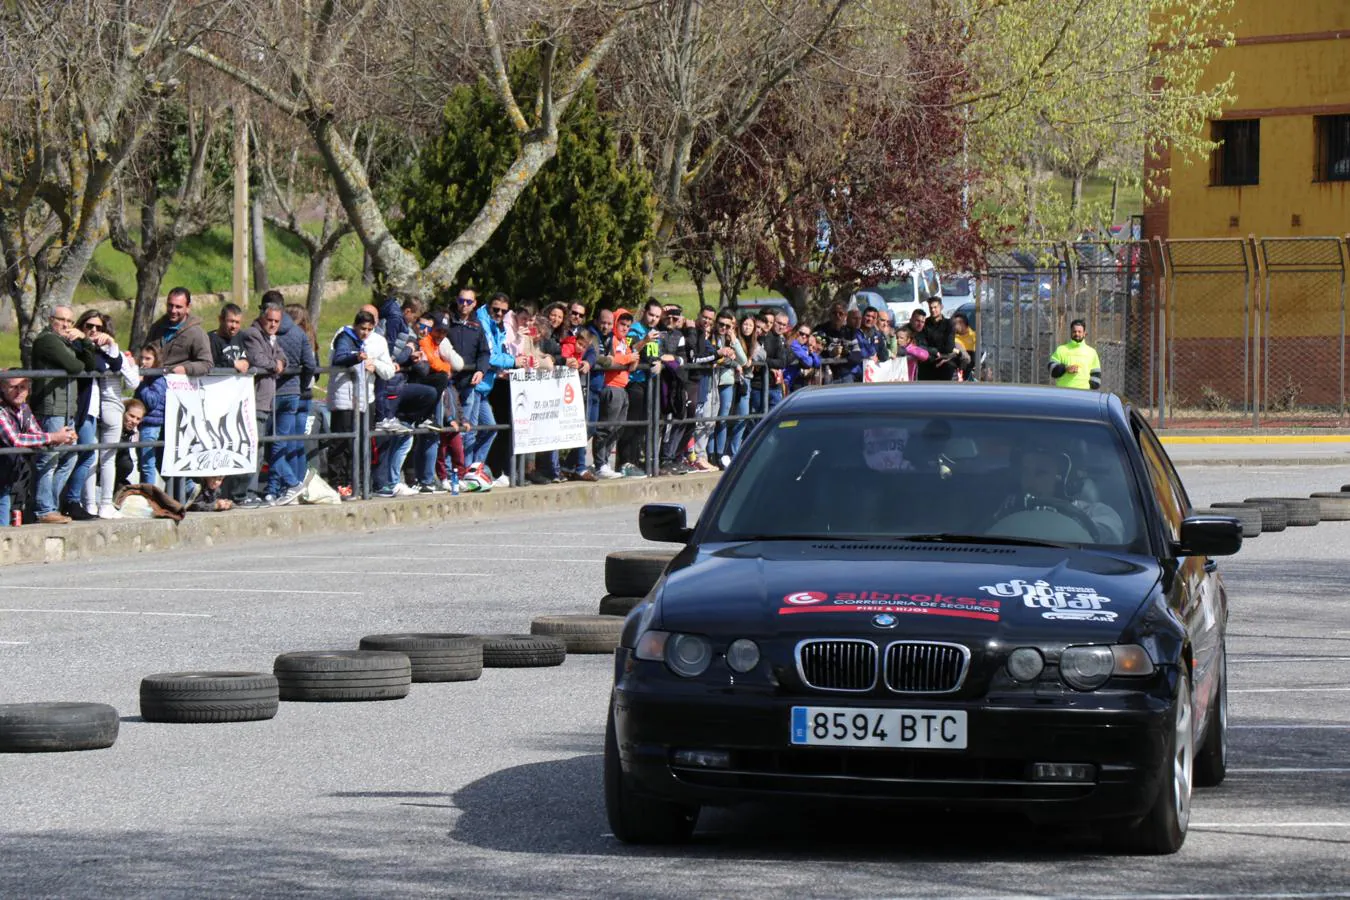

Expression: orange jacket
xmin=603 ymin=336 xmax=637 ymax=389
xmin=420 ymin=333 xmax=454 ymax=374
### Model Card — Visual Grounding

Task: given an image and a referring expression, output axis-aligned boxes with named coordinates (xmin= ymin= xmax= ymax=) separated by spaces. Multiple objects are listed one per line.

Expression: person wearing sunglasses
xmin=29 ymin=305 xmax=99 ymax=524
xmin=784 ymin=325 xmax=821 ymax=393
xmin=465 ymin=291 xmax=528 ymax=477
xmin=70 ymin=309 xmax=135 ymax=520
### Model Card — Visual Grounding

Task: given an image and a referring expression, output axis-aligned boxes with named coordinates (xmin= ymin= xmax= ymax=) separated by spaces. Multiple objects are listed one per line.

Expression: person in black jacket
xmin=30 ymin=305 xmax=98 ymax=523
xmin=755 ymin=311 xmax=789 ymax=413
xmin=918 ymin=296 xmax=958 ymax=381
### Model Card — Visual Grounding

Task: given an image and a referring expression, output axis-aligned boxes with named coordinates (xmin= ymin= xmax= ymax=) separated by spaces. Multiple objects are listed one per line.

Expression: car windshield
xmin=873 ymin=277 xmax=916 ymax=304
xmin=710 ymin=414 xmax=1148 ymax=552
xmin=942 ymin=277 xmax=972 ymax=297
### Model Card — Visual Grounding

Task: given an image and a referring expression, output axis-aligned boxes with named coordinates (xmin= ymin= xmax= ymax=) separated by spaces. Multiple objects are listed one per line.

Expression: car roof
xmin=776 ymin=383 xmax=1120 ymax=423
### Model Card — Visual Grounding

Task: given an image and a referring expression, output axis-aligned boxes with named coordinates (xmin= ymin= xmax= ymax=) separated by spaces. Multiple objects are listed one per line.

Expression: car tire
xmin=604 ymin=704 xmax=698 ymax=844
xmin=1109 ymin=671 xmax=1193 ymax=855
xmin=139 ymin=672 xmax=280 ymax=723
xmin=357 ymin=634 xmax=483 ymax=683
xmin=1309 ymin=493 xmax=1350 ymax=522
xmin=1195 ymin=506 xmax=1260 ymax=539
xmin=598 ymin=594 xmax=644 ymax=617
xmin=1245 ymin=497 xmax=1320 ymax=527
xmin=530 ymin=615 xmax=625 ymax=654
xmin=480 ymin=635 xmax=566 ymax=668
xmin=273 ymin=651 xmax=412 ymax=701
xmin=0 ymin=702 xmax=120 ymax=752
xmin=1194 ymin=645 xmax=1227 ymax=788
xmin=604 ymin=550 xmax=676 ymax=597
xmin=1217 ymin=500 xmax=1286 ymax=532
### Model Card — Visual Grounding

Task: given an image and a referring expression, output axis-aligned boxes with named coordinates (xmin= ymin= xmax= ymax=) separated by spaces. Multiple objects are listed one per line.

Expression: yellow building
xmin=1145 ymin=1 xmax=1350 ymax=240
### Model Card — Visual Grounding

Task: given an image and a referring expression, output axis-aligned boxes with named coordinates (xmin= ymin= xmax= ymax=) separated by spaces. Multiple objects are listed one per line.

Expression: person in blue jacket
xmin=472 ymin=292 xmax=528 ymax=468
xmin=133 ymin=345 xmax=168 ymax=486
xmin=785 ymin=324 xmax=822 ymax=392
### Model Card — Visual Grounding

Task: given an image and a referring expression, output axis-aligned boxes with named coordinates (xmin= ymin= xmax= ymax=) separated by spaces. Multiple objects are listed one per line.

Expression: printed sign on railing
xmin=162 ymin=375 xmax=258 ymax=476
xmin=508 ymin=368 xmax=588 ymax=454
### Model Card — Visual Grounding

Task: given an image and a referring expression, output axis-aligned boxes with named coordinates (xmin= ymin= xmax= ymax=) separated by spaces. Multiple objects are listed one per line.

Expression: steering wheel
xmin=992 ymin=494 xmax=1101 ymax=542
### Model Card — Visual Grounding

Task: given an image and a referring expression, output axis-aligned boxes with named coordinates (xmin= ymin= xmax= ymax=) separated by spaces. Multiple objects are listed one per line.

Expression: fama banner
xmin=162 ymin=374 xmax=258 ymax=477
xmin=509 ymin=368 xmax=588 ymax=454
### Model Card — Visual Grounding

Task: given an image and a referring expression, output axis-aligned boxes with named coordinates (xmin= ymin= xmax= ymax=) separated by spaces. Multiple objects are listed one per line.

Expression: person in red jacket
xmin=2 ymin=374 xmax=77 ymax=525
xmin=593 ymin=310 xmax=638 ymax=478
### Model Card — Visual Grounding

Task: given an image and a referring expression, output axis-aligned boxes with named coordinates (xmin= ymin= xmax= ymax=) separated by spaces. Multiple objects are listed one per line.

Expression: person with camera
xmin=786 ymin=324 xmax=822 ymax=392
xmin=616 ymin=299 xmax=664 ymax=477
xmin=814 ymin=302 xmax=855 ymax=384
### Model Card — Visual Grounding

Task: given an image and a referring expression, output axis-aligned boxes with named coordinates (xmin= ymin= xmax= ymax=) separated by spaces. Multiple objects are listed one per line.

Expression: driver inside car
xmin=989 ymin=445 xmax=1126 ymax=543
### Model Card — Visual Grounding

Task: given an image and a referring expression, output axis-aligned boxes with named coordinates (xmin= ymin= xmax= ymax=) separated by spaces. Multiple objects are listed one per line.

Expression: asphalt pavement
xmin=1 ymin=465 xmax=1348 ymax=899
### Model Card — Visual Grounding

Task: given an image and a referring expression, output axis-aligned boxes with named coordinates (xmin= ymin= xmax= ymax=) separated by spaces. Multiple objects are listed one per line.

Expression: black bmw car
xmin=605 ymin=384 xmax=1242 ymax=854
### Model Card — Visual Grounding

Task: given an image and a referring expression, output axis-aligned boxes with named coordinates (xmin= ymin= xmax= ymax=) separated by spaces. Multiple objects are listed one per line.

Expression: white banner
xmin=162 ymin=375 xmax=258 ymax=477
xmin=509 ymin=368 xmax=588 ymax=454
xmin=864 ymin=358 xmax=909 ymax=383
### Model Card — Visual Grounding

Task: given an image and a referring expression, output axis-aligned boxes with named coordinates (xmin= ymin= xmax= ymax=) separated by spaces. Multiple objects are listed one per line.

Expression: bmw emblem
xmin=872 ymin=613 xmax=898 ymax=629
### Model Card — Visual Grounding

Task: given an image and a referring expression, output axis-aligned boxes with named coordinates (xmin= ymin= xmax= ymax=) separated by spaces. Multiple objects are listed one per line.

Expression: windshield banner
xmin=161 ymin=374 xmax=258 ymax=477
xmin=509 ymin=368 xmax=588 ymax=454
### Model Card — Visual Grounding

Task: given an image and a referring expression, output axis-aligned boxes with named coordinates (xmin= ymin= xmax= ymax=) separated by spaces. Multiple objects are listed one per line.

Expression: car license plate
xmin=790 ymin=706 xmax=967 ymax=749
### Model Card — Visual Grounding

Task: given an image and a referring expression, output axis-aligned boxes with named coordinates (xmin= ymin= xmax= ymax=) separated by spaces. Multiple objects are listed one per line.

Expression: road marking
xmin=107 ymin=569 xmax=496 ymax=578
xmin=1232 ymin=656 xmax=1350 ymax=663
xmin=1191 ymin=822 xmax=1350 ymax=828
xmin=1230 ymin=767 xmax=1350 ymax=773
xmin=0 ymin=608 xmax=214 ymax=618
xmin=0 ymin=585 xmax=360 ymax=596
xmin=253 ymin=554 xmax=602 ymax=564
xmin=0 ymin=640 xmax=30 ymax=645
xmin=1231 ymin=724 xmax=1350 ymax=729
xmin=1230 ymin=687 xmax=1350 ymax=693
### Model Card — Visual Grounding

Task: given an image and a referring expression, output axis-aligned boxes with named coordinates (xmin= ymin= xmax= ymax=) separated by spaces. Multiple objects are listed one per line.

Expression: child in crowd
xmin=133 ymin=346 xmax=167 ymax=487
xmin=115 ymin=399 xmax=146 ymax=491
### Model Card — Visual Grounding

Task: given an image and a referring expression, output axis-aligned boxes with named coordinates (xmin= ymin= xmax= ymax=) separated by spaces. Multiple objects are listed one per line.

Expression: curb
xmin=0 ymin=474 xmax=722 ymax=569
xmin=1161 ymin=435 xmax=1350 ymax=445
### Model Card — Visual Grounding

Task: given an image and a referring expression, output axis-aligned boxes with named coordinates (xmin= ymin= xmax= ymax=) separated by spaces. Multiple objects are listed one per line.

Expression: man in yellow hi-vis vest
xmin=1048 ymin=319 xmax=1101 ymax=390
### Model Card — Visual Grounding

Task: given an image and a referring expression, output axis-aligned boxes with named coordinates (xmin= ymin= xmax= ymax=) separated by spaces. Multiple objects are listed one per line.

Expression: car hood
xmin=655 ymin=541 xmax=1161 ymax=640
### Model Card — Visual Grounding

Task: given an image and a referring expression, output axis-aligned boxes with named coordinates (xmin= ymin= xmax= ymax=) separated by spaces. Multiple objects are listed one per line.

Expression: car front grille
xmin=795 ymin=639 xmax=878 ymax=692
xmin=884 ymin=642 xmax=969 ymax=693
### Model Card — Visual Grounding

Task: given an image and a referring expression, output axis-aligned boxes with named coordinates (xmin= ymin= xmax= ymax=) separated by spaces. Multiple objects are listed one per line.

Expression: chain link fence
xmin=977 ymin=236 xmax=1350 ymax=429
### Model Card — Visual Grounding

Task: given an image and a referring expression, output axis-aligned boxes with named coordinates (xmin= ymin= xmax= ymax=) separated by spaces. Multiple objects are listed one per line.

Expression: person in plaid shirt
xmin=1 ymin=375 xmax=77 ymax=526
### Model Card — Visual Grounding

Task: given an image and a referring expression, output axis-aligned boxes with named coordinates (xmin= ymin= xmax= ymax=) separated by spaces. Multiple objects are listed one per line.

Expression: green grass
xmin=1046 ymin=174 xmax=1144 ymax=224
xmin=75 ymin=222 xmax=365 ymax=304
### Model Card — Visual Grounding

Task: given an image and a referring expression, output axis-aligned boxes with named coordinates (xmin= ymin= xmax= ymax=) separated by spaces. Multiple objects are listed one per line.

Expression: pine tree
xmin=397 ymin=60 xmax=651 ymax=312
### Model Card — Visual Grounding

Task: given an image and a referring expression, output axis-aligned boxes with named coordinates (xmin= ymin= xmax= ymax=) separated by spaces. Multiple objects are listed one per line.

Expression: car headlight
xmin=1006 ymin=647 xmax=1044 ymax=682
xmin=633 ymin=630 xmax=713 ymax=678
xmin=667 ymin=634 xmax=713 ymax=677
xmin=1060 ymin=644 xmax=1156 ymax=691
xmin=725 ymin=638 xmax=760 ymax=673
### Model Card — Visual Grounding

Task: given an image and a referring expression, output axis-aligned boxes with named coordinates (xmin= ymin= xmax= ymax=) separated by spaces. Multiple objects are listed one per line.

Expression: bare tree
xmin=165 ymin=0 xmax=634 ymax=300
xmin=257 ymin=131 xmax=355 ymax=324
xmin=0 ymin=0 xmax=235 ymax=359
xmin=111 ymin=101 xmax=231 ymax=348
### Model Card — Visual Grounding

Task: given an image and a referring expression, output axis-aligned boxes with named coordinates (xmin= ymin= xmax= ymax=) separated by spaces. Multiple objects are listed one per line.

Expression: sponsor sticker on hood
xmin=980 ymin=579 xmax=1117 ymax=623
xmin=780 ymin=591 xmax=1000 ymax=622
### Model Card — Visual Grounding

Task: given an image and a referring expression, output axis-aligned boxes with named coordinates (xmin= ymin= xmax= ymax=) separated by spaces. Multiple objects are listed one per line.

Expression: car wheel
xmin=1194 ymin=644 xmax=1227 ymax=787
xmin=0 ymin=702 xmax=120 ymax=752
xmin=598 ymin=595 xmax=644 ymax=617
xmin=273 ymin=651 xmax=412 ymax=702
xmin=139 ymin=672 xmax=280 ymax=723
xmin=604 ymin=550 xmax=677 ymax=597
xmin=604 ymin=705 xmax=698 ymax=844
xmin=530 ymin=615 xmax=625 ymax=654
xmin=358 ymin=634 xmax=483 ymax=683
xmin=1110 ymin=670 xmax=1193 ymax=854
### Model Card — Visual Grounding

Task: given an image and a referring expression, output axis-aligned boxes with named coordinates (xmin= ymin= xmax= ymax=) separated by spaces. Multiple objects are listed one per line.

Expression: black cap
xmin=432 ymin=313 xmax=452 ymax=332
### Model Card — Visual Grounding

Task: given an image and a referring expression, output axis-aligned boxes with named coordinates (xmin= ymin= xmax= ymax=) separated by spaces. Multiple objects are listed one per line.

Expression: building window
xmin=1315 ymin=115 xmax=1350 ymax=182
xmin=1211 ymin=119 xmax=1260 ymax=187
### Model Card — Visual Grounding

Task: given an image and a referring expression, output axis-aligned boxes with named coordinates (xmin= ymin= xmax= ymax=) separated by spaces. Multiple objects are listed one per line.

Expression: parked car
xmin=851 ymin=258 xmax=942 ymax=326
xmin=606 ymin=384 xmax=1240 ymax=854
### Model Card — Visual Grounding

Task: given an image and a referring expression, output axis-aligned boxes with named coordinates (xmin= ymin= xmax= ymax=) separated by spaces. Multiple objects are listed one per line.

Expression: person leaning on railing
xmin=29 ymin=305 xmax=99 ymax=524
xmin=1 ymin=373 xmax=77 ymax=526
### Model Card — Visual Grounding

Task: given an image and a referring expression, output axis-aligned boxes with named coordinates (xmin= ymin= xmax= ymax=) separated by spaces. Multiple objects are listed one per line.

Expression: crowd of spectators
xmin=0 ymin=286 xmax=980 ymax=526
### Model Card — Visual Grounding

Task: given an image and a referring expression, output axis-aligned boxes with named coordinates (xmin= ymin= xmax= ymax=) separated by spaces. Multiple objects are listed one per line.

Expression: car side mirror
xmin=1175 ymin=515 xmax=1243 ymax=558
xmin=640 ymin=503 xmax=693 ymax=544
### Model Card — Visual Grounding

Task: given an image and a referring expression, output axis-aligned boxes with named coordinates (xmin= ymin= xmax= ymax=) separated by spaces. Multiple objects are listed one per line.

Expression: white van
xmin=850 ymin=258 xmax=942 ymax=324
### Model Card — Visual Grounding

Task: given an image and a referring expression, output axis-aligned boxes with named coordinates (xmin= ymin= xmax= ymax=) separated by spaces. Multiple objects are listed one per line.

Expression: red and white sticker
xmin=783 ymin=591 xmax=829 ymax=605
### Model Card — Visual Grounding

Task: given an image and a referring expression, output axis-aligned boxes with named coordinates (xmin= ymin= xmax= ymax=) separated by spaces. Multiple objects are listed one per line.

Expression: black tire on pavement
xmin=273 ymin=651 xmax=412 ymax=701
xmin=598 ymin=595 xmax=644 ymax=617
xmin=480 ymin=635 xmax=567 ymax=668
xmin=1214 ymin=500 xmax=1285 ymax=532
xmin=1245 ymin=497 xmax=1321 ymax=527
xmin=357 ymin=634 xmax=484 ymax=683
xmin=604 ymin=550 xmax=677 ymax=597
xmin=139 ymin=672 xmax=279 ymax=724
xmin=530 ymin=615 xmax=626 ymax=654
xmin=1193 ymin=506 xmax=1261 ymax=539
xmin=0 ymin=702 xmax=120 ymax=752
xmin=605 ymin=704 xmax=698 ymax=844
xmin=1309 ymin=493 xmax=1350 ymax=522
